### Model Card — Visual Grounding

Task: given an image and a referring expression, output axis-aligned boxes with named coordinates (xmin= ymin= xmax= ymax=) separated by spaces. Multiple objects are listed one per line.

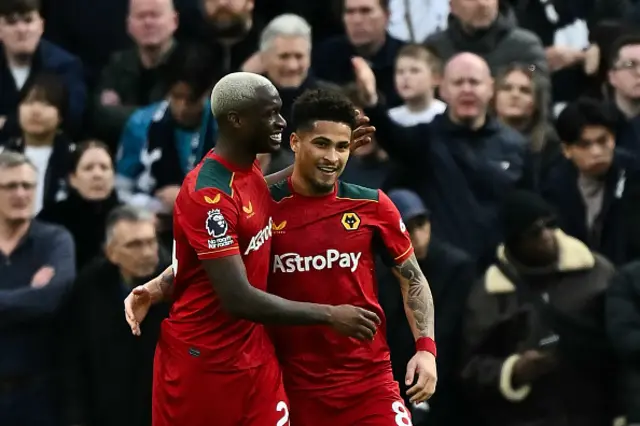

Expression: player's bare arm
xmin=395 ymin=254 xmax=435 ymax=339
xmin=202 ymin=255 xmax=382 ymax=340
xmin=394 ymin=253 xmax=438 ymax=403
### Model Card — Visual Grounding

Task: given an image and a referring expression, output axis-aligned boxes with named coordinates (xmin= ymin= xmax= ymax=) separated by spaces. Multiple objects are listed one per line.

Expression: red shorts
xmin=287 ymin=378 xmax=412 ymax=426
xmin=152 ymin=340 xmax=290 ymax=426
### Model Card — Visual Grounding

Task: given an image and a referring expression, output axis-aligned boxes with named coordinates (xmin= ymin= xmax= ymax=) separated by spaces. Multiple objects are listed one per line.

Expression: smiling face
xmin=235 ymin=85 xmax=288 ymax=154
xmin=290 ymin=120 xmax=352 ymax=194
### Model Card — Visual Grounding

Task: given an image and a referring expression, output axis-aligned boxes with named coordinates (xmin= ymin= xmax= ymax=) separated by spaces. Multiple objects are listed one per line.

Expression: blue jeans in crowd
xmin=0 ymin=379 xmax=58 ymax=426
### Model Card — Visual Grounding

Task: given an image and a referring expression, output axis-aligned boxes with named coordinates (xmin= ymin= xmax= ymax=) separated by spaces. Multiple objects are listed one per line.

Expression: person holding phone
xmin=459 ymin=190 xmax=619 ymax=426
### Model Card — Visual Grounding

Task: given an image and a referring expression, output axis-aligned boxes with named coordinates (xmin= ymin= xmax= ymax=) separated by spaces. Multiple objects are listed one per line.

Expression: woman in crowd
xmin=38 ymin=140 xmax=120 ymax=271
xmin=2 ymin=73 xmax=74 ymax=213
xmin=493 ymin=63 xmax=561 ymax=190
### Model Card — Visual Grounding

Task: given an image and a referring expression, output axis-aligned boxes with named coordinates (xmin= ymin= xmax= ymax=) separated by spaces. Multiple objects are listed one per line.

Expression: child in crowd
xmin=388 ymin=44 xmax=446 ymax=126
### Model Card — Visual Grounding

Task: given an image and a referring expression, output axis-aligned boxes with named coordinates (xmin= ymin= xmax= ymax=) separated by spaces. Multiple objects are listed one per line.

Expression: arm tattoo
xmin=157 ymin=267 xmax=174 ymax=298
xmin=395 ymin=254 xmax=435 ymax=339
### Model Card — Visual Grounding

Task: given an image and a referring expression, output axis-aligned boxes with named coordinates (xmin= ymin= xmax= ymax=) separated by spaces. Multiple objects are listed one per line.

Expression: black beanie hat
xmin=503 ymin=190 xmax=556 ymax=241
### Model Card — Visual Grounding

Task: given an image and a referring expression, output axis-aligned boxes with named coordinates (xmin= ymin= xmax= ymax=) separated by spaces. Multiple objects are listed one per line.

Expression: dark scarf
xmin=144 ymin=105 xmax=216 ymax=193
xmin=38 ymin=188 xmax=121 ymax=270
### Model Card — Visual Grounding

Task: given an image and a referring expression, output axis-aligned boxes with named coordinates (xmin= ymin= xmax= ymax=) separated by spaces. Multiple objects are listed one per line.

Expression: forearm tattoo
xmin=158 ymin=267 xmax=174 ymax=296
xmin=395 ymin=254 xmax=435 ymax=339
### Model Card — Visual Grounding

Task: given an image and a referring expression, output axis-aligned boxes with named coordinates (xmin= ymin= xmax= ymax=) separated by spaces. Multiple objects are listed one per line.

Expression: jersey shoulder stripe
xmin=195 ymin=158 xmax=234 ymax=195
xmin=269 ymin=179 xmax=292 ymax=202
xmin=336 ymin=181 xmax=379 ymax=202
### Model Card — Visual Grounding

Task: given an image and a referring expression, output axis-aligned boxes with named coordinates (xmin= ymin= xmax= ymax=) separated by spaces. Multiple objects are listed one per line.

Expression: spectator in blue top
xmin=115 ymin=43 xmax=218 ymax=215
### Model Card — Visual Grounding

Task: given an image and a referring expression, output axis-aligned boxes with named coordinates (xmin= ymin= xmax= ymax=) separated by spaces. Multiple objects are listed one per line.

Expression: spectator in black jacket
xmin=61 ymin=205 xmax=169 ymax=426
xmin=493 ymin=63 xmax=561 ymax=191
xmin=313 ymin=0 xmax=405 ymax=106
xmin=0 ymin=0 xmax=86 ymax=141
xmin=38 ymin=140 xmax=121 ymax=271
xmin=541 ymin=97 xmax=638 ymax=265
xmin=385 ymin=189 xmax=476 ymax=426
xmin=355 ymin=52 xmax=526 ymax=268
xmin=607 ymin=34 xmax=640 ymax=156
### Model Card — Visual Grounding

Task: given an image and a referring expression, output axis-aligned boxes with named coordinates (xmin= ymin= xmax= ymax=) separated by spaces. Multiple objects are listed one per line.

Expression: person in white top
xmin=16 ymin=73 xmax=69 ymax=214
xmin=388 ymin=44 xmax=447 ymax=127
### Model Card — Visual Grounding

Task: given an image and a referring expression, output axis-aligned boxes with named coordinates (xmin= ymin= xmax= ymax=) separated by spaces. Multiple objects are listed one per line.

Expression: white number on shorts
xmin=171 ymin=239 xmax=178 ymax=275
xmin=392 ymin=401 xmax=412 ymax=426
xmin=276 ymin=400 xmax=290 ymax=426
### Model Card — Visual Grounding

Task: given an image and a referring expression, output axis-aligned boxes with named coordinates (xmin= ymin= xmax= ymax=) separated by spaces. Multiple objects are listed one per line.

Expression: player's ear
xmin=290 ymin=132 xmax=300 ymax=153
xmin=227 ymin=111 xmax=242 ymax=128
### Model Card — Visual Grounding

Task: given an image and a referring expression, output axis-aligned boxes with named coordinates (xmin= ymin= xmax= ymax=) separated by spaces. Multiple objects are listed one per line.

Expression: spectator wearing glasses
xmin=607 ymin=35 xmax=640 ymax=155
xmin=61 ymin=205 xmax=168 ymax=426
xmin=0 ymin=151 xmax=75 ymax=426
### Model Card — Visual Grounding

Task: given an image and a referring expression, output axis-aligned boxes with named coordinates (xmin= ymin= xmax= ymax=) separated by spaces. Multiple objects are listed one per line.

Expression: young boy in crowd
xmin=388 ymin=44 xmax=446 ymax=126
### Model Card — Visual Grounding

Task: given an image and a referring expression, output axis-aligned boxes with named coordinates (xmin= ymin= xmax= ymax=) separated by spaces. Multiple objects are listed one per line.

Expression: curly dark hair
xmin=291 ymin=88 xmax=358 ymax=132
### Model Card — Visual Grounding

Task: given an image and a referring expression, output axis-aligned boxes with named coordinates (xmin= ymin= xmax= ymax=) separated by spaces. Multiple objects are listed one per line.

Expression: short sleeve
xmin=376 ymin=190 xmax=414 ymax=264
xmin=179 ymin=188 xmax=241 ymax=260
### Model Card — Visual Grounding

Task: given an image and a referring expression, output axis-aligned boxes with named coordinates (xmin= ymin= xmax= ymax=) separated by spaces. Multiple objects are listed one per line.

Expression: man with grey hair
xmin=125 ymin=75 xmax=377 ymax=426
xmin=260 ymin=13 xmax=312 ymax=89
xmin=0 ymin=151 xmax=75 ymax=426
xmin=258 ymin=14 xmax=339 ymax=172
xmin=62 ymin=204 xmax=168 ymax=426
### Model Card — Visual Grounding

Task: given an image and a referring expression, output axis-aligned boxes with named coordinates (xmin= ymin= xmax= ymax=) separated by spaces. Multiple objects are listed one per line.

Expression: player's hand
xmin=350 ymin=110 xmax=375 ymax=153
xmin=352 ymin=56 xmax=378 ymax=107
xmin=327 ymin=305 xmax=381 ymax=340
xmin=124 ymin=285 xmax=154 ymax=336
xmin=405 ymin=351 xmax=437 ymax=403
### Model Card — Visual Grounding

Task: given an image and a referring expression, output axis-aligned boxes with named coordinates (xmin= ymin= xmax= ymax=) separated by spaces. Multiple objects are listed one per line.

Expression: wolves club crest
xmin=206 ymin=209 xmax=228 ymax=238
xmin=341 ymin=212 xmax=361 ymax=231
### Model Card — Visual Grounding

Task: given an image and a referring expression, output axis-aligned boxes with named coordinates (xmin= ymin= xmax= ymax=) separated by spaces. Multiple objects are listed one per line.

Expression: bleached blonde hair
xmin=210 ymin=72 xmax=277 ymax=118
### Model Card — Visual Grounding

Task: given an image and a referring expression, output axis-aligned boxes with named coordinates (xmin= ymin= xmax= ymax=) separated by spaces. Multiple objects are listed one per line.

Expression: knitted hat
xmin=503 ymin=190 xmax=556 ymax=241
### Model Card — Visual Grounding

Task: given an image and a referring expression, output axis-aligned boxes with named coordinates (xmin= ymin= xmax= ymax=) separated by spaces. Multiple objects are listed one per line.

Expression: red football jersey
xmin=268 ymin=179 xmax=414 ymax=394
xmin=162 ymin=151 xmax=275 ymax=370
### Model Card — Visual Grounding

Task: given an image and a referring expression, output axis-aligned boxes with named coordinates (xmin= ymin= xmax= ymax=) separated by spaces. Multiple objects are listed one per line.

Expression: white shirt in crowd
xmin=25 ymin=145 xmax=53 ymax=214
xmin=387 ymin=0 xmax=449 ymax=42
xmin=10 ymin=66 xmax=30 ymax=90
xmin=388 ymin=99 xmax=447 ymax=127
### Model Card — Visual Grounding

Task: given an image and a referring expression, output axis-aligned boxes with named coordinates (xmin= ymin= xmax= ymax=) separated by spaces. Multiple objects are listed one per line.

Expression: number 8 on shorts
xmin=392 ymin=401 xmax=412 ymax=426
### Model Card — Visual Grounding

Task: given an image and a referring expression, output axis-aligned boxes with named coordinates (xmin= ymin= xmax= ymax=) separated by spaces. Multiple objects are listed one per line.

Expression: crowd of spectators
xmin=3 ymin=0 xmax=640 ymax=425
